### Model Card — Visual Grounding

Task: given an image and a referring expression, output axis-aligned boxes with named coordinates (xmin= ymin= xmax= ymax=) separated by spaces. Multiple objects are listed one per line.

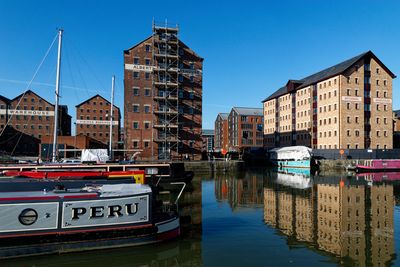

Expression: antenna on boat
xmin=52 ymin=29 xmax=63 ymax=163
xmin=109 ymin=75 xmax=115 ymax=160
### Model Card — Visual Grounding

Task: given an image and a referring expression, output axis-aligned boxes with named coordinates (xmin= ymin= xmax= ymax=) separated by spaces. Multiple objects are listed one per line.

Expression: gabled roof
xmin=232 ymin=107 xmax=263 ymax=116
xmin=262 ymin=51 xmax=396 ymax=102
xmin=75 ymin=94 xmax=120 ymax=111
xmin=0 ymin=95 xmax=10 ymax=103
xmin=202 ymin=129 xmax=214 ymax=136
xmin=124 ymin=35 xmax=203 ymax=61
xmin=124 ymin=36 xmax=152 ymax=54
xmin=218 ymin=113 xmax=229 ymax=120
xmin=10 ymin=89 xmax=53 ymax=106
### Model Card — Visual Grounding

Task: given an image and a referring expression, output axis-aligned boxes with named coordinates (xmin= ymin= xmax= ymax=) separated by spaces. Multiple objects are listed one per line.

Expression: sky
xmin=0 ymin=0 xmax=399 ymax=131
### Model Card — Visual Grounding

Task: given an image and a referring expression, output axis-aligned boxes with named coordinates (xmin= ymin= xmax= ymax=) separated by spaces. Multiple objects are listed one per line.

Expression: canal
xmin=2 ymin=168 xmax=400 ymax=266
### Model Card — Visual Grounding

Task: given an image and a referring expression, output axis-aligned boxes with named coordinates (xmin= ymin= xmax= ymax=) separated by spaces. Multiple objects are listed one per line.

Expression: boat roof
xmin=269 ymin=146 xmax=312 ymax=153
xmin=0 ymin=184 xmax=152 ymax=200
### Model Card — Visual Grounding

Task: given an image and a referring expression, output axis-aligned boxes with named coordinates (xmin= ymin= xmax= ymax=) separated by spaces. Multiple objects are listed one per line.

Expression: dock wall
xmin=183 ymin=160 xmax=245 ymax=174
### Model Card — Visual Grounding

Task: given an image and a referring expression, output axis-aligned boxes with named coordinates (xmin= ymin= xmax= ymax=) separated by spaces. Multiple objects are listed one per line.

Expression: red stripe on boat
xmin=0 ymin=196 xmax=60 ymax=201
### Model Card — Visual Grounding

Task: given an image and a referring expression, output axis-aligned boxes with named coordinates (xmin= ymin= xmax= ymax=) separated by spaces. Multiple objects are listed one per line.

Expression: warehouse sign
xmin=373 ymin=98 xmax=392 ymax=104
xmin=124 ymin=64 xmax=202 ymax=76
xmin=0 ymin=109 xmax=54 ymax=116
xmin=76 ymin=120 xmax=118 ymax=125
xmin=341 ymin=96 xmax=362 ymax=102
xmin=125 ymin=64 xmax=153 ymax=72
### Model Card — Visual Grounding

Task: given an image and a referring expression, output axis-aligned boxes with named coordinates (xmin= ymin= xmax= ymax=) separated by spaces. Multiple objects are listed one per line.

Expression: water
xmin=2 ymin=169 xmax=400 ymax=266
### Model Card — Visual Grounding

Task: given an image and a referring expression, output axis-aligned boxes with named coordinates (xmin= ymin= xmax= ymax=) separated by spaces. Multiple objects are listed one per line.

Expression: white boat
xmin=268 ymin=146 xmax=313 ymax=169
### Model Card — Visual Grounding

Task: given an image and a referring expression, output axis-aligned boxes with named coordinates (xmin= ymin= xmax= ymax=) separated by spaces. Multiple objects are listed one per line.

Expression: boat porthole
xmin=18 ymin=209 xmax=38 ymax=226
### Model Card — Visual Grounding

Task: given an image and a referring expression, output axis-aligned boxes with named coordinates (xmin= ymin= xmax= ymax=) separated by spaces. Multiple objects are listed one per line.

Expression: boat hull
xmin=272 ymin=159 xmax=311 ymax=169
xmin=0 ymin=184 xmax=180 ymax=259
xmin=356 ymin=159 xmax=400 ymax=172
xmin=0 ymin=216 xmax=180 ymax=259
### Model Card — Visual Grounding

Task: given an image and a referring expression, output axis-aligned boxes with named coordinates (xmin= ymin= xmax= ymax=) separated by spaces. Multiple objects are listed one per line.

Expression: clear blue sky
xmin=0 ymin=0 xmax=399 ymax=131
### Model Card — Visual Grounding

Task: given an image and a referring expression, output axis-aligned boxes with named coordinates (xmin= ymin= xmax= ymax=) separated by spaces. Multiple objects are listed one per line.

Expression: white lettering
xmin=76 ymin=120 xmax=118 ymax=125
xmin=0 ymin=109 xmax=54 ymax=116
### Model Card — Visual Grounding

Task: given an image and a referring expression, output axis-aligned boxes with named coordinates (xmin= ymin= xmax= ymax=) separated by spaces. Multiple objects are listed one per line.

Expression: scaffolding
xmin=152 ymin=21 xmax=180 ymax=160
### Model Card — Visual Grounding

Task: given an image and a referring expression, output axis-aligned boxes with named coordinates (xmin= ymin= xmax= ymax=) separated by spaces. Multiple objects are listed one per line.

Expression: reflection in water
xmin=215 ymin=171 xmax=264 ymax=210
xmin=1 ymin=176 xmax=203 ymax=267
xmin=263 ymin=170 xmax=396 ymax=266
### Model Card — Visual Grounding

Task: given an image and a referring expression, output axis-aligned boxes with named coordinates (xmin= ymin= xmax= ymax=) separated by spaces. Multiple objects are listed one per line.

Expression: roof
xmin=262 ymin=51 xmax=396 ymax=102
xmin=394 ymin=110 xmax=400 ymax=118
xmin=124 ymin=35 xmax=203 ymax=61
xmin=218 ymin=113 xmax=229 ymax=120
xmin=202 ymin=129 xmax=214 ymax=136
xmin=232 ymin=107 xmax=263 ymax=116
xmin=10 ymin=89 xmax=53 ymax=106
xmin=0 ymin=95 xmax=10 ymax=103
xmin=75 ymin=94 xmax=120 ymax=111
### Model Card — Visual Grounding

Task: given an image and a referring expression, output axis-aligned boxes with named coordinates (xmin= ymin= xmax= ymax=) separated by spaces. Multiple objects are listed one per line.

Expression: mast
xmin=109 ymin=75 xmax=115 ymax=160
xmin=52 ymin=29 xmax=63 ymax=163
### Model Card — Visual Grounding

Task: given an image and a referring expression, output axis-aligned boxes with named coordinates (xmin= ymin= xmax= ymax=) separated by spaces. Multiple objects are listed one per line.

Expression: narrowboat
xmin=356 ymin=159 xmax=400 ymax=172
xmin=0 ymin=182 xmax=184 ymax=259
xmin=2 ymin=170 xmax=146 ymax=183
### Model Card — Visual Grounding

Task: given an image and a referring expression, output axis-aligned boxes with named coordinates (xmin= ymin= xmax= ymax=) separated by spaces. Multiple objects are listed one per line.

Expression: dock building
xmin=124 ymin=22 xmax=203 ymax=160
xmin=214 ymin=113 xmax=229 ymax=152
xmin=262 ymin=51 xmax=396 ymax=149
xmin=76 ymin=94 xmax=121 ymax=149
xmin=0 ymin=90 xmax=71 ymax=156
xmin=227 ymin=107 xmax=263 ymax=152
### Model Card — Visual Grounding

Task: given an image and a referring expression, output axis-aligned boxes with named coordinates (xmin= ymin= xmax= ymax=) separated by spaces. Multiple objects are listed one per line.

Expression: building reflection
xmin=215 ymin=171 xmax=264 ymax=210
xmin=263 ymin=170 xmax=396 ymax=266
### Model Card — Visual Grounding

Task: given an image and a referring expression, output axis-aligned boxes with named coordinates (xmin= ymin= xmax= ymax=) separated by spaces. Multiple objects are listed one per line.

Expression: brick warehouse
xmin=214 ymin=113 xmax=229 ymax=152
xmin=228 ymin=107 xmax=264 ymax=152
xmin=124 ymin=22 xmax=203 ymax=160
xmin=76 ymin=94 xmax=121 ymax=149
xmin=262 ymin=51 xmax=396 ymax=150
xmin=0 ymin=90 xmax=71 ymax=156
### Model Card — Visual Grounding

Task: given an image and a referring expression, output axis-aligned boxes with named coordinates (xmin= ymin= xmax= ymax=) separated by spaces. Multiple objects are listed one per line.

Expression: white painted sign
xmin=373 ymin=98 xmax=392 ymax=104
xmin=0 ymin=109 xmax=54 ymax=116
xmin=76 ymin=120 xmax=119 ymax=125
xmin=181 ymin=68 xmax=202 ymax=75
xmin=61 ymin=195 xmax=149 ymax=228
xmin=125 ymin=64 xmax=202 ymax=76
xmin=341 ymin=96 xmax=362 ymax=102
xmin=125 ymin=64 xmax=153 ymax=72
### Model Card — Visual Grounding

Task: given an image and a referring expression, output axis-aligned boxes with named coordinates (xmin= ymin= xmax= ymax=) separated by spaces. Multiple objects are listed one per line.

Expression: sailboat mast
xmin=52 ymin=29 xmax=63 ymax=163
xmin=109 ymin=75 xmax=115 ymax=160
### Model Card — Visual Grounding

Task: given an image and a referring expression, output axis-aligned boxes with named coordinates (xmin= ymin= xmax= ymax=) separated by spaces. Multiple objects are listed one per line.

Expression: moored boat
xmin=2 ymin=170 xmax=146 ymax=183
xmin=0 ymin=182 xmax=183 ymax=259
xmin=356 ymin=159 xmax=400 ymax=172
xmin=267 ymin=146 xmax=314 ymax=169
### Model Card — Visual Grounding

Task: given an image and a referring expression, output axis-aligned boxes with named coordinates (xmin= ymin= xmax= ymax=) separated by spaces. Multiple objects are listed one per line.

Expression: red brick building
xmin=214 ymin=113 xmax=229 ymax=152
xmin=0 ymin=90 xmax=71 ymax=156
xmin=76 ymin=94 xmax=121 ymax=149
xmin=124 ymin=22 xmax=203 ymax=160
xmin=228 ymin=107 xmax=264 ymax=152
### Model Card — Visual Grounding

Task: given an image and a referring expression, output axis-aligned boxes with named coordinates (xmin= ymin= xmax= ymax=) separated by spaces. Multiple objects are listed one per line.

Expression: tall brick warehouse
xmin=124 ymin=22 xmax=203 ymax=160
xmin=262 ymin=51 xmax=396 ymax=150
